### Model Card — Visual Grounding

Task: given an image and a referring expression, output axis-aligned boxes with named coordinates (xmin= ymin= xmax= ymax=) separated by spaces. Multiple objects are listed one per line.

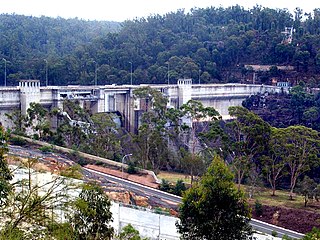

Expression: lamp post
xmin=122 ymin=153 xmax=132 ymax=179
xmin=93 ymin=61 xmax=97 ymax=86
xmin=93 ymin=61 xmax=98 ymax=86
xmin=167 ymin=62 xmax=170 ymax=85
xmin=129 ymin=62 xmax=133 ymax=85
xmin=198 ymin=69 xmax=201 ymax=85
xmin=44 ymin=59 xmax=48 ymax=86
xmin=2 ymin=58 xmax=6 ymax=87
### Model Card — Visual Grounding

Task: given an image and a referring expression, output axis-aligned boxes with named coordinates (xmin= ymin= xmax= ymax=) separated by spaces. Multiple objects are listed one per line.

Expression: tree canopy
xmin=177 ymin=155 xmax=251 ymax=240
xmin=2 ymin=6 xmax=320 ymax=86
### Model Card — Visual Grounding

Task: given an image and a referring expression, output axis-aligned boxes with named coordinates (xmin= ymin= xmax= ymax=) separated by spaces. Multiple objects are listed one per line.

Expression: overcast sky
xmin=0 ymin=0 xmax=318 ymax=22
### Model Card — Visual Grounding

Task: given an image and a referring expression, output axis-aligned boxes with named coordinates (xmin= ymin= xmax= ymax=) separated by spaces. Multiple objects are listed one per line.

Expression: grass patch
xmin=246 ymin=186 xmax=316 ymax=211
xmin=157 ymin=171 xmax=191 ymax=185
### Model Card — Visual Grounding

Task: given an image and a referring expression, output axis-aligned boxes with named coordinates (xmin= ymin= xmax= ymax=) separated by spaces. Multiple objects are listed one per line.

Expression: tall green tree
xmin=177 ymin=155 xmax=252 ymax=240
xmin=180 ymin=100 xmax=219 ymax=185
xmin=0 ymin=126 xmax=12 ymax=206
xmin=26 ymin=102 xmax=51 ymax=140
xmin=261 ymin=127 xmax=288 ymax=196
xmin=282 ymin=126 xmax=320 ymax=200
xmin=70 ymin=183 xmax=114 ymax=240
xmin=87 ymin=112 xmax=121 ymax=159
xmin=227 ymin=106 xmax=271 ymax=190
xmin=133 ymin=87 xmax=169 ymax=171
xmin=297 ymin=176 xmax=317 ymax=207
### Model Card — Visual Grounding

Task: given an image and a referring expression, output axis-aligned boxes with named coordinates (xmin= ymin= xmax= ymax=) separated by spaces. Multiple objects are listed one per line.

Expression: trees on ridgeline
xmin=2 ymin=6 xmax=320 ymax=86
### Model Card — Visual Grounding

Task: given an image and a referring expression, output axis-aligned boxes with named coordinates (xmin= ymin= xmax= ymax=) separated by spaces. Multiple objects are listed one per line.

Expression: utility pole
xmin=2 ymin=58 xmax=6 ymax=87
xmin=167 ymin=62 xmax=170 ymax=85
xmin=93 ymin=61 xmax=98 ymax=86
xmin=129 ymin=62 xmax=133 ymax=85
xmin=44 ymin=59 xmax=48 ymax=86
xmin=94 ymin=61 xmax=97 ymax=86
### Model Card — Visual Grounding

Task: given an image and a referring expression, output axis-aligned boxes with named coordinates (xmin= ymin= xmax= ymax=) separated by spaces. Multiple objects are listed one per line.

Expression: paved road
xmin=83 ymin=167 xmax=182 ymax=203
xmin=84 ymin=167 xmax=305 ymax=239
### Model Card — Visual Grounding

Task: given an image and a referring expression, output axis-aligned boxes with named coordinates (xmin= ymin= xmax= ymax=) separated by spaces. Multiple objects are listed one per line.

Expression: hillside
xmin=1 ymin=6 xmax=320 ymax=87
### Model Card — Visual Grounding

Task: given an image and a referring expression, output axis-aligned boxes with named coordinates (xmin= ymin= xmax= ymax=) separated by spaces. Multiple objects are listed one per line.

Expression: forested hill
xmin=1 ymin=6 xmax=320 ymax=86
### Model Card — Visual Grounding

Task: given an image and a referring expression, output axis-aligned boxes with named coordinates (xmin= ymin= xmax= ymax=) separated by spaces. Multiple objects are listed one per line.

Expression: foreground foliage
xmin=70 ymin=183 xmax=114 ymax=240
xmin=177 ymin=155 xmax=252 ymax=240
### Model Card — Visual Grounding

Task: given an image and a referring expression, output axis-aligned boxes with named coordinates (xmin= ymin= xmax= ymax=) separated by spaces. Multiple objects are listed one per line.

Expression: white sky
xmin=0 ymin=0 xmax=318 ymax=22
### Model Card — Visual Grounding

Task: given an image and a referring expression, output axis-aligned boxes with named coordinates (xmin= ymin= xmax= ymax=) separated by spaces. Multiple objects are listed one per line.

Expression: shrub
xmin=272 ymin=230 xmax=278 ymax=237
xmin=10 ymin=136 xmax=27 ymax=146
xmin=159 ymin=179 xmax=172 ymax=193
xmin=39 ymin=145 xmax=53 ymax=153
xmin=127 ymin=162 xmax=137 ymax=174
xmin=173 ymin=179 xmax=186 ymax=196
xmin=255 ymin=200 xmax=263 ymax=216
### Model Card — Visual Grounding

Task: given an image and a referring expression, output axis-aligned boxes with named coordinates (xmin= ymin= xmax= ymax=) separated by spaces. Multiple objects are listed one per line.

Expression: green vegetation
xmin=1 ymin=7 xmax=320 ymax=86
xmin=177 ymin=155 xmax=252 ymax=239
xmin=60 ymin=164 xmax=83 ymax=180
xmin=0 ymin=126 xmax=114 ymax=239
xmin=116 ymin=224 xmax=149 ymax=240
xmin=9 ymin=136 xmax=27 ymax=146
xmin=303 ymin=227 xmax=320 ymax=240
xmin=244 ymin=86 xmax=320 ymax=132
xmin=2 ymin=5 xmax=320 ymax=235
xmin=39 ymin=145 xmax=53 ymax=153
xmin=70 ymin=183 xmax=114 ymax=239
xmin=0 ymin=125 xmax=12 ymax=206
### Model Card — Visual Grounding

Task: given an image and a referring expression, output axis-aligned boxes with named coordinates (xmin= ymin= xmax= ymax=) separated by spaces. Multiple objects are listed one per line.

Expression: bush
xmin=173 ymin=179 xmax=186 ymax=196
xmin=39 ymin=145 xmax=53 ymax=153
xmin=272 ymin=230 xmax=278 ymax=237
xmin=10 ymin=136 xmax=27 ymax=146
xmin=159 ymin=179 xmax=172 ymax=193
xmin=303 ymin=227 xmax=320 ymax=240
xmin=255 ymin=200 xmax=263 ymax=216
xmin=127 ymin=162 xmax=137 ymax=174
xmin=77 ymin=157 xmax=89 ymax=166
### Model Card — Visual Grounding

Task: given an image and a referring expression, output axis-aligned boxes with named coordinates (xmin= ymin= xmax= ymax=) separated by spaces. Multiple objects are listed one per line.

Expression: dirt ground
xmin=252 ymin=204 xmax=320 ymax=234
xmin=85 ymin=164 xmax=160 ymax=189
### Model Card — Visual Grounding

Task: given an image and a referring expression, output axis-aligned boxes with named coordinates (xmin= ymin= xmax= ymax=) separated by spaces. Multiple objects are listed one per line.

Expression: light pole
xmin=122 ymin=153 xmax=132 ymax=179
xmin=167 ymin=62 xmax=170 ymax=85
xmin=93 ymin=61 xmax=97 ymax=86
xmin=129 ymin=61 xmax=133 ymax=85
xmin=198 ymin=69 xmax=201 ymax=85
xmin=2 ymin=58 xmax=6 ymax=87
xmin=44 ymin=59 xmax=48 ymax=86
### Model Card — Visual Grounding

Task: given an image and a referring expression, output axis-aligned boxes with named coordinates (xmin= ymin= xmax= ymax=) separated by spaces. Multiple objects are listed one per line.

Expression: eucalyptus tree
xmin=70 ymin=183 xmax=114 ymax=240
xmin=282 ymin=125 xmax=320 ymax=200
xmin=226 ymin=106 xmax=271 ymax=190
xmin=133 ymin=86 xmax=169 ymax=171
xmin=261 ymin=127 xmax=289 ymax=196
xmin=180 ymin=99 xmax=220 ymax=185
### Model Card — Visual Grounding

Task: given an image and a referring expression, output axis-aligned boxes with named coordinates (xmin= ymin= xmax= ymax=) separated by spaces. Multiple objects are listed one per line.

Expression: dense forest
xmin=1 ymin=5 xmax=320 ymax=86
xmin=244 ymin=84 xmax=320 ymax=131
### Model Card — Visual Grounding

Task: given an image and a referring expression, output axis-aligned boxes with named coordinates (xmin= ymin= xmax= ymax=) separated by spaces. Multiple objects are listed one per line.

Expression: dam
xmin=0 ymin=79 xmax=286 ymax=131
